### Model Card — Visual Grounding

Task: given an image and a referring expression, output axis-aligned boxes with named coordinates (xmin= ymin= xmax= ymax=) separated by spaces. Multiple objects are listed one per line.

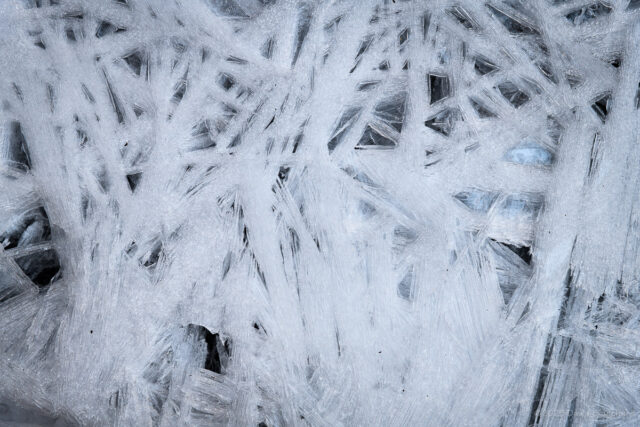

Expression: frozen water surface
xmin=1 ymin=0 xmax=640 ymax=426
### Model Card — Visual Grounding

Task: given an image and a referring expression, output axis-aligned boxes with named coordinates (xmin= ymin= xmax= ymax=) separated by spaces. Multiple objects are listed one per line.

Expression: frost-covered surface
xmin=1 ymin=0 xmax=640 ymax=425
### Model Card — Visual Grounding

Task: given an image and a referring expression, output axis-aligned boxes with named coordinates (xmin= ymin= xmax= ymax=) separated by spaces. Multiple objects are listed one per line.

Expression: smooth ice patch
xmin=505 ymin=140 xmax=553 ymax=166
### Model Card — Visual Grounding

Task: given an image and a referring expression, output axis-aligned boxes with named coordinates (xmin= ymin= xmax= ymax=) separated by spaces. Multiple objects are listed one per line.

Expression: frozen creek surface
xmin=1 ymin=0 xmax=640 ymax=426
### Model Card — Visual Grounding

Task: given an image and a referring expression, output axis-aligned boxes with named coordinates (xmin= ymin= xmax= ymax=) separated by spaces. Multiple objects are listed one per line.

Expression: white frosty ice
xmin=0 ymin=0 xmax=639 ymax=426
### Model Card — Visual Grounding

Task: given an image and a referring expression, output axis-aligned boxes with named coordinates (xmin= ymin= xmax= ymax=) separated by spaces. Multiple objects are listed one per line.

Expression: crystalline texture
xmin=1 ymin=1 xmax=639 ymax=426
xmin=425 ymin=107 xmax=462 ymax=136
xmin=497 ymin=81 xmax=530 ymax=108
xmin=565 ymin=2 xmax=613 ymax=25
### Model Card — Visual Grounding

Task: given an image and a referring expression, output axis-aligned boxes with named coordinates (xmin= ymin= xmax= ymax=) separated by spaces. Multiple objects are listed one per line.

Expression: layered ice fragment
xmin=424 ymin=108 xmax=462 ymax=136
xmin=565 ymin=2 xmax=612 ymax=25
xmin=454 ymin=189 xmax=499 ymax=212
xmin=373 ymin=92 xmax=407 ymax=133
xmin=499 ymin=194 xmax=543 ymax=220
xmin=1 ymin=121 xmax=31 ymax=170
xmin=15 ymin=249 xmax=61 ymax=287
xmin=356 ymin=124 xmax=396 ymax=149
xmin=469 ymin=97 xmax=497 ymax=118
xmin=328 ymin=106 xmax=362 ymax=152
xmin=1 ymin=207 xmax=51 ymax=250
xmin=487 ymin=5 xmax=539 ymax=35
xmin=447 ymin=6 xmax=479 ymax=31
xmin=474 ymin=56 xmax=499 ymax=76
xmin=497 ymin=81 xmax=530 ymax=108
